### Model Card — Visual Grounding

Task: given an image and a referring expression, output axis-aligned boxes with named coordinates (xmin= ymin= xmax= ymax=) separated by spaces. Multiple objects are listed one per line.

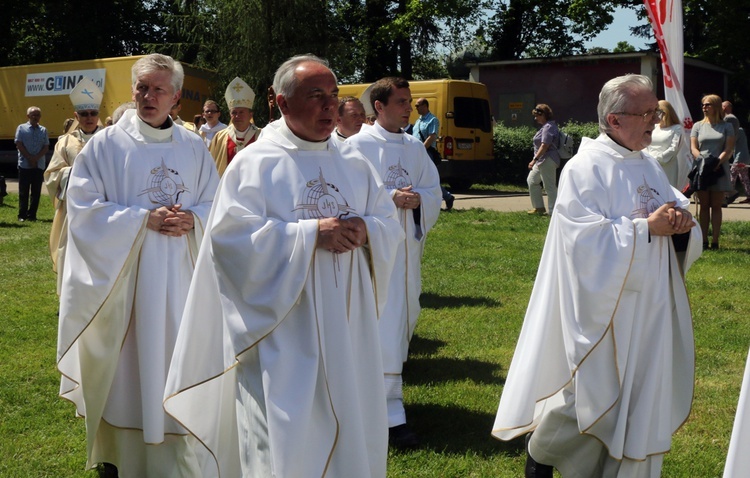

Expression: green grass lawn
xmin=1 ymin=192 xmax=749 ymax=477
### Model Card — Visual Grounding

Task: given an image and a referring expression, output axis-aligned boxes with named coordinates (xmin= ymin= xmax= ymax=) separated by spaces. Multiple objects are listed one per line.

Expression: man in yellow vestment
xmin=44 ymin=77 xmax=103 ymax=293
xmin=208 ymin=77 xmax=261 ymax=176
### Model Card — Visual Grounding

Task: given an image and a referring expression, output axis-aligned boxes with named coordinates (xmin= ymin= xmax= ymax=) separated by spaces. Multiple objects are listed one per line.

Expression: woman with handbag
xmin=527 ymin=104 xmax=561 ymax=215
xmin=691 ymin=94 xmax=736 ymax=250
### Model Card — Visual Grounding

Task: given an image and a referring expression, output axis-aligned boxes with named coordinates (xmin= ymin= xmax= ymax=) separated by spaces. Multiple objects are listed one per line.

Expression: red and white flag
xmin=644 ymin=0 xmax=694 ymax=187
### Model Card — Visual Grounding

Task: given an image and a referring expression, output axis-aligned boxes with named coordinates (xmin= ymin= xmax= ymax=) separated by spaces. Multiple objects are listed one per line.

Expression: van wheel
xmin=448 ymin=179 xmax=473 ymax=191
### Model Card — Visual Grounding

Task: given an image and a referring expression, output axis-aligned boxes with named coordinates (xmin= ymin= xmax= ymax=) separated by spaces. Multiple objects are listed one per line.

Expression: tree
xmin=483 ymin=0 xmax=644 ymax=60
xmin=352 ymin=0 xmax=489 ymax=81
xmin=0 ymin=0 xmax=160 ymax=67
xmin=631 ymin=0 xmax=750 ymax=121
xmin=586 ymin=46 xmax=610 ymax=55
xmin=613 ymin=41 xmax=636 ymax=53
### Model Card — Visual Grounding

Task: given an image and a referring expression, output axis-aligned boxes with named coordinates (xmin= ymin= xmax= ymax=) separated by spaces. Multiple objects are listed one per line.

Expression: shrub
xmin=490 ymin=121 xmax=600 ymax=186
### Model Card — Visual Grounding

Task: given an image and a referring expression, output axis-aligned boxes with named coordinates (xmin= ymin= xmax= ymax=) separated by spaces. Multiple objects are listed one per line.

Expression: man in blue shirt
xmin=412 ymin=98 xmax=454 ymax=210
xmin=15 ymin=106 xmax=49 ymax=221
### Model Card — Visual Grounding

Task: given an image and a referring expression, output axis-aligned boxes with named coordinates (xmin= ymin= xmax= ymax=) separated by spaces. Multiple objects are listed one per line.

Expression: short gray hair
xmin=131 ymin=54 xmax=184 ymax=94
xmin=597 ymin=74 xmax=653 ymax=134
xmin=272 ymin=54 xmax=337 ymax=101
xmin=112 ymin=101 xmax=135 ymax=124
xmin=26 ymin=106 xmax=41 ymax=116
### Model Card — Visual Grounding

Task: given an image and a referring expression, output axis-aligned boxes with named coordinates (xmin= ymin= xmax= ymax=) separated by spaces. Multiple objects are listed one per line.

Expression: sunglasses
xmin=701 ymin=103 xmax=713 ymax=107
xmin=77 ymin=111 xmax=99 ymax=118
xmin=203 ymin=110 xmax=219 ymax=114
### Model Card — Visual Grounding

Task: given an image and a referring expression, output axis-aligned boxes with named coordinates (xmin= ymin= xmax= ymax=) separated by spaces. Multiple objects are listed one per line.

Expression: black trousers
xmin=18 ymin=167 xmax=44 ymax=220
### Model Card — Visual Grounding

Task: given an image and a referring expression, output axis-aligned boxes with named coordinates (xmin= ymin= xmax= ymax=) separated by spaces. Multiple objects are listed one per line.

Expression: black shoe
xmin=525 ymin=433 xmax=553 ymax=478
xmin=389 ymin=424 xmax=420 ymax=450
xmin=727 ymin=192 xmax=740 ymax=205
xmin=445 ymin=194 xmax=455 ymax=211
xmin=97 ymin=463 xmax=118 ymax=478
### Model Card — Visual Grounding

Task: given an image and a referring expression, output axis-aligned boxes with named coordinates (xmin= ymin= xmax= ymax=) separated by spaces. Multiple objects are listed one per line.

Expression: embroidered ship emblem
xmin=294 ymin=168 xmax=357 ymax=288
xmin=139 ymin=159 xmax=190 ymax=206
xmin=632 ymin=175 xmax=663 ymax=218
xmin=294 ymin=167 xmax=355 ymax=219
xmin=383 ymin=158 xmax=412 ymax=190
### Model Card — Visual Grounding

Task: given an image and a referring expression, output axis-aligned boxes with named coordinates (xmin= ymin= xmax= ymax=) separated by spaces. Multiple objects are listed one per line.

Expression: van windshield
xmin=454 ymin=97 xmax=492 ymax=133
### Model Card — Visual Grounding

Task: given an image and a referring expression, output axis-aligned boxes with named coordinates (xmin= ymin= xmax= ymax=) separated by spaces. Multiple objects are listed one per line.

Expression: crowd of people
xmin=15 ymin=53 xmax=442 ymax=477
xmin=10 ymin=53 xmax=750 ymax=477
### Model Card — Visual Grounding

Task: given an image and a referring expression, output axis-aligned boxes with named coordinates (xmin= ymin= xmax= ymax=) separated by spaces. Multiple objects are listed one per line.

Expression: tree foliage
xmin=483 ymin=0 xmax=627 ymax=59
xmin=0 ymin=0 xmax=164 ymax=67
xmin=4 ymin=0 xmax=749 ymax=119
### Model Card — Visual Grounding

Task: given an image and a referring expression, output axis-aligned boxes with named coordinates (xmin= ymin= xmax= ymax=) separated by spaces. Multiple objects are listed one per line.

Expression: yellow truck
xmin=0 ymin=55 xmax=217 ymax=167
xmin=338 ymin=79 xmax=495 ymax=189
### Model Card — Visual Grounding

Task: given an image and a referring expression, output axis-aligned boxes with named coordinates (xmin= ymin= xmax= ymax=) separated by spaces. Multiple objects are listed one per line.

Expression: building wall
xmin=471 ymin=53 xmax=728 ymax=128
xmin=676 ymin=63 xmax=728 ymax=123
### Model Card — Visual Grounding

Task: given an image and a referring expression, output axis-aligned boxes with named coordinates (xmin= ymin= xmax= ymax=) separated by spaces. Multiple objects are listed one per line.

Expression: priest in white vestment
xmin=492 ymin=74 xmax=702 ymax=478
xmin=44 ymin=77 xmax=103 ymax=294
xmin=57 ymin=54 xmax=219 ymax=477
xmin=199 ymin=99 xmax=227 ymax=145
xmin=347 ymin=77 xmax=442 ymax=448
xmin=333 ymin=96 xmax=366 ymax=141
xmin=164 ymin=55 xmax=402 ymax=478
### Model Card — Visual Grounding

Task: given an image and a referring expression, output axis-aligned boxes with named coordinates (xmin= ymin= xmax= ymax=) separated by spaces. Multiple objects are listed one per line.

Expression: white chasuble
xmin=164 ymin=119 xmax=402 ymax=478
xmin=492 ymin=135 xmax=701 ymax=463
xmin=346 ymin=123 xmax=442 ymax=373
xmin=724 ymin=348 xmax=750 ymax=476
xmin=57 ymin=109 xmax=219 ymax=468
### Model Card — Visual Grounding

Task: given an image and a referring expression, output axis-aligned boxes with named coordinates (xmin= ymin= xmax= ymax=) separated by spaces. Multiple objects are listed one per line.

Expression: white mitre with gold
xmin=225 ymin=77 xmax=255 ymax=110
xmin=69 ymin=77 xmax=103 ymax=111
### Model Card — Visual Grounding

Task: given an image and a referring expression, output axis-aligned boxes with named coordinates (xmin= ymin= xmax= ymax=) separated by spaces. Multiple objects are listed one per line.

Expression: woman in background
xmin=691 ymin=94 xmax=735 ymax=249
xmin=647 ymin=100 xmax=689 ymax=189
xmin=527 ymin=104 xmax=560 ymax=215
xmin=728 ymin=126 xmax=750 ymax=204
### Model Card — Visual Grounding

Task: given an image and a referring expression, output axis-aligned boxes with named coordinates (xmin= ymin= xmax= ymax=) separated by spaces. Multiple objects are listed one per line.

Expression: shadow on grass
xmin=420 ymin=292 xmax=501 ymax=309
xmin=464 ymin=185 xmax=528 ymax=197
xmin=402 ymin=403 xmax=525 ymax=457
xmin=409 ymin=335 xmax=446 ymax=356
xmin=0 ymin=222 xmax=26 ymax=228
xmin=404 ymin=356 xmax=504 ymax=386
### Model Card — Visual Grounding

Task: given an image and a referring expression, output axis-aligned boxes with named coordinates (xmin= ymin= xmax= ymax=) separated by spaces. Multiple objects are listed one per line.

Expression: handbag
xmin=684 ymin=155 xmax=724 ymax=195
xmin=682 ymin=162 xmax=700 ymax=197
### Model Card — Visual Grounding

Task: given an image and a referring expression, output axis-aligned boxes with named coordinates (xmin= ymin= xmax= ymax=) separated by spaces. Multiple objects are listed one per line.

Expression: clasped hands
xmin=147 ymin=204 xmax=194 ymax=237
xmin=318 ymin=217 xmax=367 ymax=254
xmin=394 ymin=186 xmax=420 ymax=209
xmin=647 ymin=201 xmax=695 ymax=236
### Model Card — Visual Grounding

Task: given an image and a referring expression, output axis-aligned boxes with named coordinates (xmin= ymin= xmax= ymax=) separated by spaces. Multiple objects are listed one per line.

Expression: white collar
xmin=277 ymin=117 xmax=329 ymax=151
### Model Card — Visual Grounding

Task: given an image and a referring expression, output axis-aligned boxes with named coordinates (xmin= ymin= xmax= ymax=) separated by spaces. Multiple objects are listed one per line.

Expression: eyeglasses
xmin=77 ymin=111 xmax=99 ymax=118
xmin=203 ymin=110 xmax=219 ymax=114
xmin=612 ymin=109 xmax=665 ymax=122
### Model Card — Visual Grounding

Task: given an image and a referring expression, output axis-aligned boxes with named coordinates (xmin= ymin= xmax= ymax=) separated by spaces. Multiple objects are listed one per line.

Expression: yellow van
xmin=338 ymin=79 xmax=494 ymax=189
